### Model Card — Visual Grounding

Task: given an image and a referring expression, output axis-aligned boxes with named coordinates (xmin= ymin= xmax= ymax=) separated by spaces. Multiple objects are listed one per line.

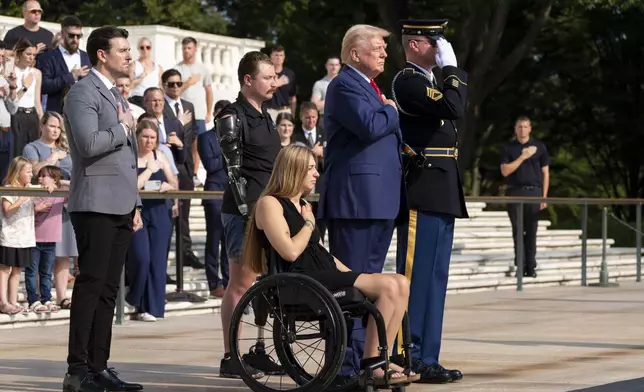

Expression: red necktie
xmin=370 ymin=79 xmax=384 ymax=103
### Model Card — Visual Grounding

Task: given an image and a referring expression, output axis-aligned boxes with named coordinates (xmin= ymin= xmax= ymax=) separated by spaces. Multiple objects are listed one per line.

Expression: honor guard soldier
xmin=392 ymin=19 xmax=468 ymax=384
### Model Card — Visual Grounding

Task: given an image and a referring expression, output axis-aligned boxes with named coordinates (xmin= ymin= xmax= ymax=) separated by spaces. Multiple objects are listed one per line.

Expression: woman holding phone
xmin=126 ymin=119 xmax=177 ymax=322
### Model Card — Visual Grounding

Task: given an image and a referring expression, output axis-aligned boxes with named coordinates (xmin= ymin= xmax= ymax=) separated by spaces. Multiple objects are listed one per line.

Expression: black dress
xmin=260 ymin=197 xmax=360 ymax=291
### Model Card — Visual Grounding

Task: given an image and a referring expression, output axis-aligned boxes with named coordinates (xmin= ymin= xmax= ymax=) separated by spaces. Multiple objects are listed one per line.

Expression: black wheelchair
xmin=228 ymin=255 xmax=415 ymax=392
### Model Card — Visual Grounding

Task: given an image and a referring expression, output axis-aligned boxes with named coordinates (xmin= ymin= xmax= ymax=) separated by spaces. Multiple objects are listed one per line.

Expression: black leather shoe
xmin=412 ymin=361 xmax=451 ymax=384
xmin=184 ymin=253 xmax=205 ymax=269
xmin=63 ymin=372 xmax=107 ymax=392
xmin=441 ymin=365 xmax=463 ymax=382
xmin=93 ymin=368 xmax=143 ymax=391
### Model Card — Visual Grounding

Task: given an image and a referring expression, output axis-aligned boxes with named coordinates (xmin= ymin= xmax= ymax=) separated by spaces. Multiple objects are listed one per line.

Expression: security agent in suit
xmin=292 ymin=101 xmax=327 ymax=241
xmin=161 ymin=68 xmax=203 ymax=268
xmin=392 ymin=19 xmax=467 ymax=384
xmin=196 ymin=99 xmax=230 ymax=296
xmin=62 ymin=26 xmax=143 ymax=392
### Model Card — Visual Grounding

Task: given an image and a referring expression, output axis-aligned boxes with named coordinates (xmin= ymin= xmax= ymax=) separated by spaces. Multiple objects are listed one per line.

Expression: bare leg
xmin=8 ymin=267 xmax=21 ymax=305
xmin=354 ymin=273 xmax=409 ymax=379
xmin=54 ymin=257 xmax=70 ymax=303
xmin=221 ymin=259 xmax=256 ymax=352
xmin=0 ymin=265 xmax=10 ymax=305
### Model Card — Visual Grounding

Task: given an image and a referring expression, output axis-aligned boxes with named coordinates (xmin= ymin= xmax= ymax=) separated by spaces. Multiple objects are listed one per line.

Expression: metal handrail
xmin=2 ymin=188 xmax=642 ymax=321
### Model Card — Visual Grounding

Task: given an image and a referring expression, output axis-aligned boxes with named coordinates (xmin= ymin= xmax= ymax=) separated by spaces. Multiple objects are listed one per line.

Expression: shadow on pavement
xmin=568 ymin=377 xmax=644 ymax=392
xmin=0 ymin=359 xmax=250 ymax=391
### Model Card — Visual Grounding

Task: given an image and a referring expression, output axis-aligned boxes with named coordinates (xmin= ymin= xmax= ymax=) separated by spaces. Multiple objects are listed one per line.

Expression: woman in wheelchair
xmin=243 ymin=145 xmax=418 ymax=385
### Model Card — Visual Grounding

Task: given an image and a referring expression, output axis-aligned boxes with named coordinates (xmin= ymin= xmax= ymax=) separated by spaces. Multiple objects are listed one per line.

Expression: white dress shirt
xmin=165 ymin=95 xmax=184 ymax=117
xmin=58 ymin=45 xmax=81 ymax=72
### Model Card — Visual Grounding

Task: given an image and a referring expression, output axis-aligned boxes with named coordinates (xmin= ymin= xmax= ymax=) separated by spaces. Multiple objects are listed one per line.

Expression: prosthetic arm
xmin=215 ymin=114 xmax=248 ymax=217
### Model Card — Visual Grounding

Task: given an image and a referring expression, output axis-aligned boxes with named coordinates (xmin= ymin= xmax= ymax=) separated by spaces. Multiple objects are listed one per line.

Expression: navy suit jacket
xmin=38 ymin=48 xmax=91 ymax=114
xmin=197 ymin=129 xmax=228 ymax=206
xmin=160 ymin=114 xmax=186 ymax=165
xmin=164 ymin=99 xmax=198 ymax=175
xmin=319 ymin=65 xmax=403 ymax=220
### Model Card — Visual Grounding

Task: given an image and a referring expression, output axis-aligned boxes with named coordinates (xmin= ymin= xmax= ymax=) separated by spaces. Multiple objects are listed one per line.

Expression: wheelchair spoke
xmin=293 ymin=339 xmax=324 ymax=372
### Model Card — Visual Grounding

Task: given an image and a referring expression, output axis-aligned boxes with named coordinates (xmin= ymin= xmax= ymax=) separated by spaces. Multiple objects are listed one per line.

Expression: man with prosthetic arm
xmin=214 ymin=51 xmax=283 ymax=379
xmin=392 ymin=19 xmax=468 ymax=384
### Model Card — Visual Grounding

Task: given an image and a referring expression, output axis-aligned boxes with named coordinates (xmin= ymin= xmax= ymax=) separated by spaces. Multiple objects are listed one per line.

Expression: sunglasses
xmin=140 ymin=45 xmax=151 ymax=50
xmin=166 ymin=81 xmax=183 ymax=88
xmin=28 ymin=9 xmax=42 ymax=14
xmin=68 ymin=33 xmax=83 ymax=39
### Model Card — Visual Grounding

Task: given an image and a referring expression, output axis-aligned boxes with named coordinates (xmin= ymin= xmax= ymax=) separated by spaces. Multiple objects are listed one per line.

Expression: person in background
xmin=0 ymin=157 xmax=54 ymax=314
xmin=115 ymin=75 xmax=146 ymax=120
xmin=25 ymin=165 xmax=65 ymax=313
xmin=500 ymin=115 xmax=550 ymax=278
xmin=276 ymin=112 xmax=305 ymax=148
xmin=311 ymin=56 xmax=341 ymax=115
xmin=292 ymin=101 xmax=326 ymax=241
xmin=128 ymin=37 xmax=163 ymax=108
xmin=22 ymin=111 xmax=75 ymax=310
xmin=37 ymin=15 xmax=91 ymax=115
xmin=3 ymin=1 xmax=53 ymax=57
xmin=11 ymin=38 xmax=43 ymax=158
xmin=0 ymin=40 xmax=20 ymax=182
xmin=127 ymin=119 xmax=177 ymax=322
xmin=197 ymin=99 xmax=231 ymax=298
xmin=264 ymin=45 xmax=297 ymax=122
xmin=174 ymin=36 xmax=213 ymax=135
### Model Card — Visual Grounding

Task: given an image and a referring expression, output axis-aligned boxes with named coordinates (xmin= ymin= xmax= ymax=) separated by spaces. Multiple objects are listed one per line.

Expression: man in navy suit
xmin=38 ymin=16 xmax=91 ymax=114
xmin=161 ymin=68 xmax=203 ymax=269
xmin=319 ymin=24 xmax=403 ymax=380
xmin=196 ymin=99 xmax=230 ymax=298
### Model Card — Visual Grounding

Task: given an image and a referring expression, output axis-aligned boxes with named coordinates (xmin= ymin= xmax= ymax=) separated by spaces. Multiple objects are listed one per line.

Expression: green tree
xmin=1 ymin=0 xmax=226 ymax=34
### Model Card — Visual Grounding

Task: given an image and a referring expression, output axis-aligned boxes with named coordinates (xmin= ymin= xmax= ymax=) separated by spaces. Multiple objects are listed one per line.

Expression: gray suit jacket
xmin=63 ymin=71 xmax=140 ymax=215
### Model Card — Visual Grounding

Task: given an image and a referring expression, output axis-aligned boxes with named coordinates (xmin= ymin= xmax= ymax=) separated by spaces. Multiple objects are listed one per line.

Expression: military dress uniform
xmin=393 ymin=19 xmax=468 ymax=384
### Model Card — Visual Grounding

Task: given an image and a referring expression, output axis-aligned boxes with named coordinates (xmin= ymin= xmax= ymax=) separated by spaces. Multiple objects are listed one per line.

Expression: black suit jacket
xmin=38 ymin=48 xmax=92 ymax=114
xmin=292 ymin=124 xmax=326 ymax=192
xmin=164 ymin=99 xmax=197 ymax=176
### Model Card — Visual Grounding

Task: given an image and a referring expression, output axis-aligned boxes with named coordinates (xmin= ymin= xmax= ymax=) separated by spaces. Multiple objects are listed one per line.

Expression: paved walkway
xmin=0 ymin=284 xmax=643 ymax=391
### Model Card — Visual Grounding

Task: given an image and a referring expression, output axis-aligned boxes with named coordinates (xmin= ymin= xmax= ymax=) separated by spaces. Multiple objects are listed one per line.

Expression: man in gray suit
xmin=62 ymin=26 xmax=143 ymax=392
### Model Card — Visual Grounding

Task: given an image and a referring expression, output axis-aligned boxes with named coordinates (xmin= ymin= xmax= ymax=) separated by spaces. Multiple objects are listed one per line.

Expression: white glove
xmin=435 ymin=38 xmax=457 ymax=69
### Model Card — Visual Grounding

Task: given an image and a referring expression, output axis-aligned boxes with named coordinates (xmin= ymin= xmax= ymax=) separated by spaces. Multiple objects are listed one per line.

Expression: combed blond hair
xmin=341 ymin=24 xmax=391 ymax=64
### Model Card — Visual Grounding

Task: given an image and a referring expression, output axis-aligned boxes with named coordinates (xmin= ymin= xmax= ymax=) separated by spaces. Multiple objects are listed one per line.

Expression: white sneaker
xmin=136 ymin=312 xmax=157 ymax=322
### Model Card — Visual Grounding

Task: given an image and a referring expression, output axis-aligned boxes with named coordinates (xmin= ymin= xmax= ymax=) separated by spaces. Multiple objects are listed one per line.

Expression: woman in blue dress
xmin=127 ymin=119 xmax=178 ymax=322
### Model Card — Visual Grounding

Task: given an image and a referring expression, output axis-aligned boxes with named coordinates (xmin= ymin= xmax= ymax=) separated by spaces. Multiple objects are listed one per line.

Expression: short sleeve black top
xmin=500 ymin=138 xmax=550 ymax=188
xmin=218 ymin=93 xmax=282 ymax=215
xmin=259 ymin=197 xmax=337 ymax=273
xmin=4 ymin=25 xmax=53 ymax=53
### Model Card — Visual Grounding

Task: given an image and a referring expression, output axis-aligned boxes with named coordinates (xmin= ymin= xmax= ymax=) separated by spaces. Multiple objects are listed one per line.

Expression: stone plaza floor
xmin=0 ymin=283 xmax=643 ymax=391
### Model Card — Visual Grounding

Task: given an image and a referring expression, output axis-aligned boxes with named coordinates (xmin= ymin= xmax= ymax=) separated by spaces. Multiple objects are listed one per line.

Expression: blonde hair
xmin=40 ymin=111 xmax=69 ymax=152
xmin=341 ymin=24 xmax=391 ymax=65
xmin=243 ymin=145 xmax=316 ymax=274
xmin=5 ymin=156 xmax=32 ymax=187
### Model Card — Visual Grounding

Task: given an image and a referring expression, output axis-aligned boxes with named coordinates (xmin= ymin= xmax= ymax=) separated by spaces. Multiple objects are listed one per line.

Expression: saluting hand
xmin=435 ymin=38 xmax=458 ymax=68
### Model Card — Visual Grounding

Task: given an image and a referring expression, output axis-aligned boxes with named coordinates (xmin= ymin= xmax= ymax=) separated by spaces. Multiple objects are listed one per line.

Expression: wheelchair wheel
xmin=229 ymin=273 xmax=347 ymax=392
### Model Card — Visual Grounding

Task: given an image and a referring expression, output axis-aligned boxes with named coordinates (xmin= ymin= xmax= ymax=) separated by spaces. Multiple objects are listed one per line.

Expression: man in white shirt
xmin=38 ymin=15 xmax=91 ymax=114
xmin=310 ymin=56 xmax=341 ymax=115
xmin=174 ymin=37 xmax=213 ymax=136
